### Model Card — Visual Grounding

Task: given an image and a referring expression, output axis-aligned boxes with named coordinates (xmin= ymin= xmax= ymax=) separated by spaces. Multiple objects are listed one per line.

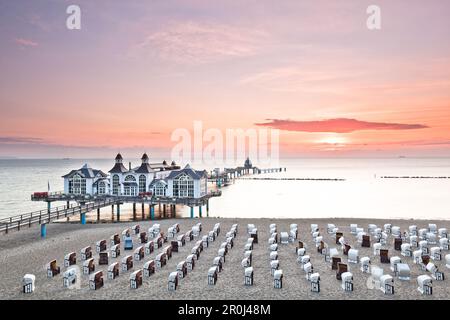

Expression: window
xmin=124 ymin=175 xmax=137 ymax=196
xmin=200 ymin=178 xmax=207 ymax=196
xmin=70 ymin=174 xmax=86 ymax=195
xmin=139 ymin=175 xmax=146 ymax=193
xmin=112 ymin=175 xmax=120 ymax=195
xmin=153 ymin=183 xmax=166 ymax=196
xmin=173 ymin=174 xmax=194 ymax=198
xmin=98 ymin=181 xmax=106 ymax=194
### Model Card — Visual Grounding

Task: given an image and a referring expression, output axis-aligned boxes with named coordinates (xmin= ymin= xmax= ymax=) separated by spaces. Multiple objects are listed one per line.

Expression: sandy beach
xmin=1 ymin=217 xmax=449 ymax=300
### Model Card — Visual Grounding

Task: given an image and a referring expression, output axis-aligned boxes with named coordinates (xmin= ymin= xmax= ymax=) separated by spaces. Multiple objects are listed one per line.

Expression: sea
xmin=0 ymin=158 xmax=449 ymax=221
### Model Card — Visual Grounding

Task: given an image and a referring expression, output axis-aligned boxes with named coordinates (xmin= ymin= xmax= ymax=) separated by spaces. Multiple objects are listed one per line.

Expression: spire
xmin=141 ymin=153 xmax=149 ymax=163
xmin=115 ymin=153 xmax=123 ymax=163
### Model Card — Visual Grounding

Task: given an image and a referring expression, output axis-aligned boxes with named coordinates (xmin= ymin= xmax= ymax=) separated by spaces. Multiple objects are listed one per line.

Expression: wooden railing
xmin=0 ymin=199 xmax=117 ymax=234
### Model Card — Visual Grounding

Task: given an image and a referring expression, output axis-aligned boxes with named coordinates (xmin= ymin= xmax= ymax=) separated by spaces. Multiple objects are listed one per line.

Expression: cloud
xmin=0 ymin=136 xmax=43 ymax=144
xmin=130 ymin=21 xmax=267 ymax=65
xmin=14 ymin=38 xmax=38 ymax=47
xmin=255 ymin=118 xmax=429 ymax=133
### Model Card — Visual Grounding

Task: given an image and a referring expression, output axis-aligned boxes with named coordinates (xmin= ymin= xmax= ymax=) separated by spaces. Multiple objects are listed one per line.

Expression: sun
xmin=318 ymin=135 xmax=348 ymax=145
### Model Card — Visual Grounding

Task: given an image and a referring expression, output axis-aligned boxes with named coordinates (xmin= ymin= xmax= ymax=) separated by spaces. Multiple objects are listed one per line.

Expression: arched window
xmin=70 ymin=174 xmax=86 ymax=195
xmin=98 ymin=181 xmax=106 ymax=195
xmin=124 ymin=175 xmax=136 ymax=182
xmin=173 ymin=174 xmax=194 ymax=198
xmin=112 ymin=175 xmax=120 ymax=195
xmin=153 ymin=182 xmax=166 ymax=197
xmin=139 ymin=175 xmax=146 ymax=193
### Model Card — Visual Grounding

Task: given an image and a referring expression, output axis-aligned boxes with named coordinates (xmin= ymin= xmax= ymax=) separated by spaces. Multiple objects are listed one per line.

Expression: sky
xmin=0 ymin=0 xmax=449 ymax=160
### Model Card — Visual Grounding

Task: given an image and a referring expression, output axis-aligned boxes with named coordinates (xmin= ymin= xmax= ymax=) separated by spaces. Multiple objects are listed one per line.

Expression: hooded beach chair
xmin=178 ymin=234 xmax=186 ymax=247
xmin=360 ymin=256 xmax=370 ymax=273
xmin=130 ymin=270 xmax=143 ymax=289
xmin=439 ymin=238 xmax=449 ymax=251
xmin=96 ymin=239 xmax=107 ymax=253
xmin=64 ymin=252 xmax=77 ymax=268
xmin=384 ymin=224 xmax=392 ymax=234
xmin=390 ymin=256 xmax=402 ymax=274
xmin=409 ymin=225 xmax=417 ymax=236
xmin=310 ymin=273 xmax=320 ymax=292
xmin=208 ymin=266 xmax=218 ymax=285
xmin=394 ymin=238 xmax=402 ymax=251
xmin=341 ymin=272 xmax=353 ymax=291
xmin=273 ymin=270 xmax=283 ymax=289
xmin=63 ymin=268 xmax=77 ymax=287
xmin=280 ymin=232 xmax=289 ymax=244
xmin=380 ymin=274 xmax=394 ymax=294
xmin=439 ymin=228 xmax=448 ymax=239
xmin=348 ymin=249 xmax=359 ymax=264
xmin=46 ymin=260 xmax=60 ymax=278
xmin=419 ymin=240 xmax=429 ymax=254
xmin=269 ymin=243 xmax=278 ymax=252
xmin=396 ymin=263 xmax=410 ymax=280
xmin=380 ymin=249 xmax=390 ymax=264
xmin=350 ymin=224 xmax=358 ymax=235
xmin=81 ymin=246 xmax=92 ymax=260
xmin=121 ymin=255 xmax=133 ymax=271
xmin=270 ymin=260 xmax=279 ymax=276
xmin=417 ymin=275 xmax=432 ymax=295
xmin=110 ymin=234 xmax=120 ymax=246
xmin=430 ymin=247 xmax=442 ymax=261
xmin=111 ymin=244 xmax=120 ymax=258
xmin=83 ymin=258 xmax=95 ymax=275
xmin=134 ymin=246 xmax=144 ymax=261
xmin=244 ymin=250 xmax=252 ymax=265
xmin=89 ymin=271 xmax=103 ymax=290
xmin=156 ymin=252 xmax=167 ymax=269
xmin=108 ymin=262 xmax=119 ymax=280
xmin=186 ymin=254 xmax=195 ymax=271
xmin=426 ymin=262 xmax=445 ymax=281
xmin=371 ymin=266 xmax=384 ymax=290
xmin=168 ymin=272 xmax=178 ymax=291
xmin=140 ymin=232 xmax=148 ymax=244
xmin=373 ymin=243 xmax=382 ymax=256
xmin=391 ymin=226 xmax=401 ymax=238
xmin=132 ymin=224 xmax=140 ymax=235
xmin=213 ymin=256 xmax=223 ymax=272
xmin=22 ymin=274 xmax=35 ymax=293
xmin=428 ymin=224 xmax=437 ymax=234
xmin=244 ymin=267 xmax=254 ymax=286
xmin=303 ymin=262 xmax=313 ymax=280
xmin=336 ymin=263 xmax=348 ymax=280
xmin=99 ymin=252 xmax=109 ymax=265
xmin=401 ymin=243 xmax=412 ymax=257
xmin=143 ymin=260 xmax=155 ymax=277
xmin=144 ymin=241 xmax=154 ymax=255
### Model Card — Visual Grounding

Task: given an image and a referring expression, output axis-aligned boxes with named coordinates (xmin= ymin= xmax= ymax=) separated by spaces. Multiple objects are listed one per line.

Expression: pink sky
xmin=0 ymin=0 xmax=449 ymax=158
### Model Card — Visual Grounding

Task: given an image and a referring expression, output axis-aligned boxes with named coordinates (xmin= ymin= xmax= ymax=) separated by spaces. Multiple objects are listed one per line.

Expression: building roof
xmin=167 ymin=164 xmax=207 ymax=180
xmin=115 ymin=153 xmax=123 ymax=161
xmin=149 ymin=178 xmax=168 ymax=188
xmin=135 ymin=163 xmax=154 ymax=174
xmin=62 ymin=164 xmax=108 ymax=179
xmin=109 ymin=162 xmax=128 ymax=173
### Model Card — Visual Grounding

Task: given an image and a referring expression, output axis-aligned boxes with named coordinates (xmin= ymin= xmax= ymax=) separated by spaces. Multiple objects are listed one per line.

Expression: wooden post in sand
xmin=111 ymin=205 xmax=114 ymax=222
xmin=97 ymin=208 xmax=100 ymax=222
xmin=116 ymin=204 xmax=120 ymax=222
xmin=142 ymin=203 xmax=145 ymax=220
xmin=132 ymin=203 xmax=137 ymax=221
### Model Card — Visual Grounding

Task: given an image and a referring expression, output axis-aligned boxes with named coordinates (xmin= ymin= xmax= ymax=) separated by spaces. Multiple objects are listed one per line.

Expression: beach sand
xmin=0 ymin=217 xmax=449 ymax=300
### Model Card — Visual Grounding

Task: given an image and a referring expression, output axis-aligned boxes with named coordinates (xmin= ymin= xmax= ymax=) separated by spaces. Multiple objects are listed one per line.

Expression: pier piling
xmin=40 ymin=223 xmax=47 ymax=238
xmin=116 ymin=204 xmax=120 ymax=222
xmin=142 ymin=203 xmax=145 ymax=220
xmin=190 ymin=206 xmax=194 ymax=219
xmin=206 ymin=200 xmax=209 ymax=217
xmin=150 ymin=205 xmax=155 ymax=220
xmin=199 ymin=205 xmax=202 ymax=218
xmin=132 ymin=203 xmax=136 ymax=221
xmin=80 ymin=212 xmax=86 ymax=225
xmin=97 ymin=208 xmax=100 ymax=222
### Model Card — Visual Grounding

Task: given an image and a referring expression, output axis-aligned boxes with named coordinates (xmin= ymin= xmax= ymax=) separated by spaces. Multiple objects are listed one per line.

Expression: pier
xmin=0 ymin=155 xmax=285 ymax=236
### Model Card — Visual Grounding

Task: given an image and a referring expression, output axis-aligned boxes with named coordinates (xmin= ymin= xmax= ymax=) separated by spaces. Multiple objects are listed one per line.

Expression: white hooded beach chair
xmin=81 ymin=246 xmax=92 ymax=261
xmin=428 ymin=224 xmax=437 ymax=234
xmin=268 ymin=237 xmax=276 ymax=246
xmin=439 ymin=238 xmax=449 ymax=251
xmin=379 ymin=232 xmax=388 ymax=245
xmin=168 ymin=226 xmax=176 ymax=239
xmin=356 ymin=227 xmax=364 ymax=235
xmin=270 ymin=251 xmax=278 ymax=261
xmin=130 ymin=270 xmax=142 ymax=289
xmin=63 ymin=268 xmax=77 ymax=288
xmin=417 ymin=275 xmax=432 ymax=295
xmin=413 ymin=249 xmax=423 ymax=264
xmin=409 ymin=225 xmax=417 ymax=236
xmin=305 ymin=271 xmax=317 ymax=293
xmin=143 ymin=260 xmax=155 ymax=277
xmin=122 ymin=255 xmax=133 ymax=271
xmin=244 ymin=250 xmax=252 ymax=265
xmin=327 ymin=247 xmax=338 ymax=263
xmin=371 ymin=266 xmax=384 ymax=290
xmin=312 ymin=231 xmax=320 ymax=241
xmin=280 ymin=232 xmax=289 ymax=244
xmin=439 ymin=228 xmax=448 ymax=239
xmin=202 ymin=235 xmax=209 ymax=248
xmin=111 ymin=244 xmax=120 ymax=258
xmin=131 ymin=224 xmax=140 ymax=235
xmin=270 ymin=260 xmax=279 ymax=276
xmin=186 ymin=254 xmax=195 ymax=271
xmin=360 ymin=257 xmax=371 ymax=273
xmin=397 ymin=263 xmax=410 ymax=280
xmin=373 ymin=243 xmax=382 ymax=256
xmin=410 ymin=235 xmax=418 ymax=247
xmin=384 ymin=224 xmax=392 ymax=234
xmin=401 ymin=243 xmax=412 ymax=257
xmin=379 ymin=275 xmax=394 ymax=295
xmin=23 ymin=274 xmax=35 ymax=293
xmin=391 ymin=226 xmax=401 ymax=238
xmin=89 ymin=271 xmax=103 ymax=290
xmin=269 ymin=243 xmax=278 ymax=252
xmin=64 ymin=252 xmax=76 ymax=267
xmin=348 ymin=249 xmax=359 ymax=264
xmin=310 ymin=224 xmax=318 ymax=234
xmin=430 ymin=247 xmax=442 ymax=261
xmin=245 ymin=242 xmax=253 ymax=251
xmin=168 ymin=272 xmax=178 ymax=291
xmin=368 ymin=224 xmax=377 ymax=234
xmin=144 ymin=241 xmax=154 ymax=255
xmin=83 ymin=258 xmax=95 ymax=275
xmin=213 ymin=223 xmax=220 ymax=237
xmin=269 ymin=223 xmax=277 ymax=234
xmin=134 ymin=246 xmax=144 ymax=261
xmin=419 ymin=240 xmax=429 ymax=254
xmin=297 ymin=248 xmax=306 ymax=263
xmin=208 ymin=231 xmax=215 ymax=242
xmin=177 ymin=261 xmax=188 ymax=279
xmin=426 ymin=262 xmax=444 ymax=281
xmin=300 ymin=255 xmax=310 ymax=266
xmin=247 ymin=224 xmax=256 ymax=234
xmin=208 ymin=266 xmax=218 ymax=285
xmin=192 ymin=225 xmax=201 ymax=237
xmin=218 ymin=248 xmax=226 ymax=263
xmin=241 ymin=257 xmax=251 ymax=268
xmin=341 ymin=272 xmax=353 ymax=291
xmin=244 ymin=267 xmax=253 ymax=286
xmin=96 ymin=239 xmax=107 ymax=253
xmin=418 ymin=228 xmax=427 ymax=240
xmin=46 ymin=259 xmax=61 ymax=278
xmin=328 ymin=224 xmax=337 ymax=234
xmin=357 ymin=232 xmax=367 ymax=246
xmin=289 ymin=230 xmax=297 ymax=242
xmin=213 ymin=256 xmax=223 ymax=273
xmin=273 ymin=270 xmax=283 ymax=289
xmin=108 ymin=262 xmax=119 ymax=280
xmin=303 ymin=262 xmax=313 ymax=280
xmin=427 ymin=232 xmax=437 ymax=244
xmin=350 ymin=224 xmax=358 ymax=235
xmin=390 ymin=256 xmax=402 ymax=274
xmin=156 ymin=252 xmax=167 ymax=269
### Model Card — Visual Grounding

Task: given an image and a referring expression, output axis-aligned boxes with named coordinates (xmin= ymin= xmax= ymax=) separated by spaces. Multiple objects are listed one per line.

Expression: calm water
xmin=0 ymin=158 xmax=449 ymax=220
